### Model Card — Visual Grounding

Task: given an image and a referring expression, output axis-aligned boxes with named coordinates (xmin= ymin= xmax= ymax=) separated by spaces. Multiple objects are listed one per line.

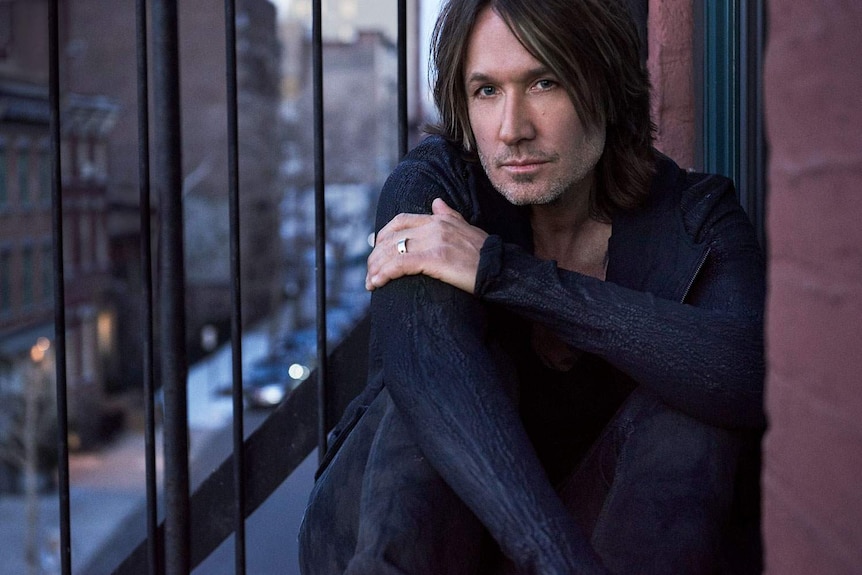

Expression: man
xmin=299 ymin=0 xmax=765 ymax=573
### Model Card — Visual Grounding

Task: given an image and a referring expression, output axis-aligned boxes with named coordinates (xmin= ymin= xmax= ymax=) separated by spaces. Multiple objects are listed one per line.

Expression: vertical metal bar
xmin=223 ymin=0 xmax=247 ymax=573
xmin=738 ymin=0 xmax=765 ymax=247
xmin=397 ymin=0 xmax=408 ymax=158
xmin=152 ymin=1 xmax=190 ymax=573
xmin=135 ymin=0 xmax=161 ymax=573
xmin=753 ymin=0 xmax=765 ymax=248
xmin=312 ymin=0 xmax=328 ymax=463
xmin=47 ymin=1 xmax=72 ymax=573
xmin=701 ymin=1 xmax=740 ymax=185
xmin=738 ymin=0 xmax=749 ymax=199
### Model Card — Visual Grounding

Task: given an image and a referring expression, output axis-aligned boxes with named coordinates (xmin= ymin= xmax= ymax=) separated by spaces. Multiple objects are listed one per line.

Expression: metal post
xmin=48 ymin=1 xmax=72 ymax=572
xmin=224 ymin=0 xmax=247 ymax=572
xmin=398 ymin=0 xmax=408 ymax=158
xmin=152 ymin=1 xmax=190 ymax=572
xmin=313 ymin=0 xmax=328 ymax=463
xmin=135 ymin=0 xmax=161 ymax=572
xmin=738 ymin=0 xmax=766 ymax=248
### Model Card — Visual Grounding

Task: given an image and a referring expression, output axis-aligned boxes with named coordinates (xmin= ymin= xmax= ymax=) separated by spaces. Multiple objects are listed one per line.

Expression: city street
xmin=78 ymin=410 xmax=316 ymax=575
xmin=0 ymin=319 xmax=317 ymax=575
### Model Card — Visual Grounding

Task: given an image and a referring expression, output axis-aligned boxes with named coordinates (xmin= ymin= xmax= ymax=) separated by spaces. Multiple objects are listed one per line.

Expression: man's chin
xmin=495 ymin=185 xmax=562 ymax=207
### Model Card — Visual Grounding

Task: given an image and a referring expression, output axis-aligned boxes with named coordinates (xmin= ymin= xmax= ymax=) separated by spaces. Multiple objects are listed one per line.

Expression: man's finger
xmin=377 ymin=212 xmax=433 ymax=240
xmin=431 ymin=198 xmax=461 ymax=218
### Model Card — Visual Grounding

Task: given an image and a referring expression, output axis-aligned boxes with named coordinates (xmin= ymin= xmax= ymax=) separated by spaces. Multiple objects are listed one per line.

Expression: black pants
xmin=299 ymin=383 xmax=744 ymax=574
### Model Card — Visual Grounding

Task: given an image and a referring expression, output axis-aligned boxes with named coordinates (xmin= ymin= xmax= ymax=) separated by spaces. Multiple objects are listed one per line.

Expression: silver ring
xmin=396 ymin=238 xmax=408 ymax=254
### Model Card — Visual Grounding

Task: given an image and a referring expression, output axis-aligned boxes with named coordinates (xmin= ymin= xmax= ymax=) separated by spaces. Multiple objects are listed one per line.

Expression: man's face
xmin=463 ymin=7 xmax=605 ymax=206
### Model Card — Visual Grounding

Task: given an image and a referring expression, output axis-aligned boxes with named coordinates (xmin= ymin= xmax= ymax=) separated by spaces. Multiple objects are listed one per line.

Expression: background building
xmin=2 ymin=0 xmax=285 ymax=474
xmin=277 ymin=11 xmax=404 ymax=330
xmin=63 ymin=0 xmax=283 ymax=368
xmin=62 ymin=0 xmax=285 ymax=368
xmin=0 ymin=0 xmax=121 ymax=491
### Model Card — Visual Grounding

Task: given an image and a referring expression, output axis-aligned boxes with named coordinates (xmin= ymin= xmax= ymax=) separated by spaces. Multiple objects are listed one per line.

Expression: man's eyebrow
xmin=464 ymin=72 xmax=494 ymax=86
xmin=464 ymin=66 xmax=554 ymax=86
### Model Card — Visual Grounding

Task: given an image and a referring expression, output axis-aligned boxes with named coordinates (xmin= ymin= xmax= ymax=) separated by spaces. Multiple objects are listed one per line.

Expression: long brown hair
xmin=428 ymin=0 xmax=655 ymax=219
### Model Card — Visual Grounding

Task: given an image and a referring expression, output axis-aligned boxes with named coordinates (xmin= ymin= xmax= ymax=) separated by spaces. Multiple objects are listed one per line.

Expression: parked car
xmin=216 ymin=354 xmax=312 ymax=409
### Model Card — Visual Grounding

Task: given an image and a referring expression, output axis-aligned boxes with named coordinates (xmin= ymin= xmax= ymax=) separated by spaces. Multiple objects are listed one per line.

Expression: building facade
xmin=61 ymin=0 xmax=285 ymax=363
xmin=0 ymin=0 xmax=121 ymax=491
xmin=278 ymin=23 xmax=399 ymax=329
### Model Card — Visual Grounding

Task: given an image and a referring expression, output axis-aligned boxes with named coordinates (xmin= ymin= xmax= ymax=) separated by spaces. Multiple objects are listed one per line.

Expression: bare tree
xmin=0 ymin=339 xmax=57 ymax=575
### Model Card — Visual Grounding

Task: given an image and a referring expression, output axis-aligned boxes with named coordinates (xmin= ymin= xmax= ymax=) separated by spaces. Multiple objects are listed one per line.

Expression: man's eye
xmin=477 ymin=86 xmax=496 ymax=97
xmin=535 ymin=79 xmax=556 ymax=91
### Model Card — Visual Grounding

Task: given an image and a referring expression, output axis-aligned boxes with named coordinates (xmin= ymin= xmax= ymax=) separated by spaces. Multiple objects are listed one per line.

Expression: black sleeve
xmin=368 ymin=141 xmax=607 ymax=572
xmin=474 ymin=185 xmax=766 ymax=429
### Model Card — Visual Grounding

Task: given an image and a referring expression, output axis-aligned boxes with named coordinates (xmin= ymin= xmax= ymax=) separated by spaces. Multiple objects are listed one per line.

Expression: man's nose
xmin=498 ymin=94 xmax=535 ymax=145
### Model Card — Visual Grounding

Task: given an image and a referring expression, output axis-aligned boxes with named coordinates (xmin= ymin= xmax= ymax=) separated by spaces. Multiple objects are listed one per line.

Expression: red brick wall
xmin=763 ymin=2 xmax=862 ymax=573
xmin=647 ymin=0 xmax=695 ymax=168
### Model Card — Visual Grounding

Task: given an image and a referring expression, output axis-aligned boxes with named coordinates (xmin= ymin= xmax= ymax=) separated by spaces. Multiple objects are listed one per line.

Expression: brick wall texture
xmin=763 ymin=1 xmax=862 ymax=573
xmin=647 ymin=0 xmax=694 ymax=168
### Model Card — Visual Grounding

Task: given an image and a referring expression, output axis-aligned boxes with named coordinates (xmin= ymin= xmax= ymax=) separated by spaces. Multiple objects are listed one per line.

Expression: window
xmin=96 ymin=216 xmax=109 ymax=268
xmin=94 ymin=141 xmax=107 ymax=180
xmin=0 ymin=3 xmax=11 ymax=60
xmin=81 ymin=317 xmax=96 ymax=380
xmin=66 ymin=327 xmax=79 ymax=383
xmin=79 ymin=212 xmax=92 ymax=270
xmin=21 ymin=244 xmax=33 ymax=307
xmin=61 ymin=140 xmax=71 ymax=182
xmin=41 ymin=242 xmax=53 ymax=304
xmin=63 ymin=215 xmax=75 ymax=275
xmin=0 ymin=147 xmax=7 ymax=208
xmin=0 ymin=249 xmax=10 ymax=313
xmin=18 ymin=148 xmax=30 ymax=207
xmin=40 ymin=149 xmax=51 ymax=204
xmin=77 ymin=137 xmax=91 ymax=179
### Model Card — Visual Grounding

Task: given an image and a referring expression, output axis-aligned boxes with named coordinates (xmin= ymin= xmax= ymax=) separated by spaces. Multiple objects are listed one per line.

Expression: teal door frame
xmin=695 ymin=0 xmax=766 ymax=246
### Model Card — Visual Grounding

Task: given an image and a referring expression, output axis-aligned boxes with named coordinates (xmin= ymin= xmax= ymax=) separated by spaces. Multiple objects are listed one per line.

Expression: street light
xmin=29 ymin=337 xmax=51 ymax=364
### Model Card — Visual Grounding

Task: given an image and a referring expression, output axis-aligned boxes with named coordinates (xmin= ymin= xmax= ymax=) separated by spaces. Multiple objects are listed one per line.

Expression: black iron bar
xmin=313 ymin=0 xmax=328 ymax=463
xmin=152 ymin=0 xmax=190 ymax=573
xmin=739 ymin=0 xmax=765 ymax=248
xmin=135 ymin=0 xmax=160 ymax=573
xmin=111 ymin=317 xmax=370 ymax=573
xmin=398 ymin=0 xmax=408 ymax=158
xmin=48 ymin=1 xmax=72 ymax=573
xmin=224 ymin=0 xmax=247 ymax=573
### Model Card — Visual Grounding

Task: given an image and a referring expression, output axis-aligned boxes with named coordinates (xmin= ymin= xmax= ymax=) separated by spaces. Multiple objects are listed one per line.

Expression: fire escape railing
xmin=110 ymin=314 xmax=372 ymax=574
xmin=134 ymin=0 xmax=159 ymax=572
xmin=46 ymin=0 xmax=411 ymax=573
xmin=48 ymin=2 xmax=72 ymax=573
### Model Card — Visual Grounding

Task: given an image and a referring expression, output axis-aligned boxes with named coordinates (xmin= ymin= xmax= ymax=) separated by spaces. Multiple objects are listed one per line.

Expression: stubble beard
xmin=479 ymin=130 xmax=607 ymax=207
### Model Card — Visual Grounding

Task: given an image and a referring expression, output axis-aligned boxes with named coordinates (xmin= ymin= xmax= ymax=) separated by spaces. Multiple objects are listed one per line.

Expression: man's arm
xmin=369 ymin=177 xmax=765 ymax=429
xmin=473 ymin=183 xmax=765 ymax=429
xmin=369 ymin=148 xmax=608 ymax=574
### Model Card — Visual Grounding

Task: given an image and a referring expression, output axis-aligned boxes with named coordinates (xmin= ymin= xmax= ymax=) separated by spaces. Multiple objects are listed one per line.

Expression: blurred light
xmin=288 ymin=363 xmax=310 ymax=380
xmin=31 ymin=337 xmax=51 ymax=362
xmin=97 ymin=311 xmax=114 ymax=354
xmin=36 ymin=337 xmax=51 ymax=352
xmin=30 ymin=345 xmax=45 ymax=363
xmin=255 ymin=384 xmax=286 ymax=407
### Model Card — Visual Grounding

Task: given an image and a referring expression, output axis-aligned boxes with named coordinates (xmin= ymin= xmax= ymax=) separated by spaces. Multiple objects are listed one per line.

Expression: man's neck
xmin=529 ymin=181 xmax=611 ymax=279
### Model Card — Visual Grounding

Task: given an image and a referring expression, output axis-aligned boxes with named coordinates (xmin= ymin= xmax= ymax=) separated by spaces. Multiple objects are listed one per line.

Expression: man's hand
xmin=366 ymin=198 xmax=489 ymax=293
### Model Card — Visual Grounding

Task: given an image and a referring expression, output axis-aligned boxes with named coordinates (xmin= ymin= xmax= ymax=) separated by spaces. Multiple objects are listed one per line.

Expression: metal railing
xmin=45 ymin=0 xmax=411 ymax=573
xmin=47 ymin=2 xmax=72 ymax=572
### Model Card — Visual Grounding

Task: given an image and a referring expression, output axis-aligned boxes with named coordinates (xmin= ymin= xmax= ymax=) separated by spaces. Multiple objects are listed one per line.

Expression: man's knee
xmin=349 ymin=400 xmax=484 ymax=575
xmin=590 ymin=389 xmax=742 ymax=573
xmin=298 ymin=389 xmax=388 ymax=575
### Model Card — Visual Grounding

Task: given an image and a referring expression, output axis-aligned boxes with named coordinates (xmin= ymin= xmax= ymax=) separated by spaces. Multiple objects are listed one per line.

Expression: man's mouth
xmin=498 ymin=159 xmax=548 ymax=174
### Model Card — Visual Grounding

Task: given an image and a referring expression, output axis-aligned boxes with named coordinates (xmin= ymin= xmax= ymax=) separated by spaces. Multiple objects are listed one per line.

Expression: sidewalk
xmin=0 ymin=316 xmax=300 ymax=574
